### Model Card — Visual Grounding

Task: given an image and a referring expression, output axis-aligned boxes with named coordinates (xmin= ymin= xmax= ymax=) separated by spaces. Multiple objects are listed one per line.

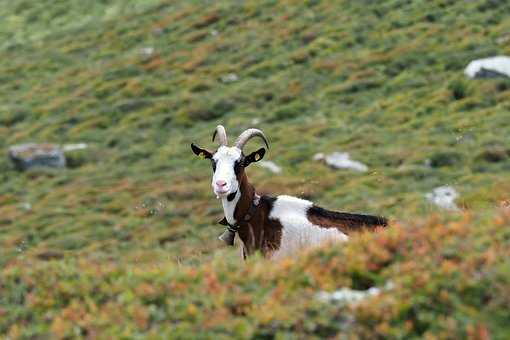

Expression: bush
xmin=429 ymin=151 xmax=463 ymax=167
xmin=448 ymin=79 xmax=469 ymax=100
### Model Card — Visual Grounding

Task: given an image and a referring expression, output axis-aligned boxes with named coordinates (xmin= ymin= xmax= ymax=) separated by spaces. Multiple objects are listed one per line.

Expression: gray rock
xmin=496 ymin=34 xmax=510 ymax=45
xmin=465 ymin=56 xmax=510 ymax=79
xmin=425 ymin=186 xmax=459 ymax=211
xmin=220 ymin=73 xmax=239 ymax=83
xmin=140 ymin=47 xmax=154 ymax=57
xmin=316 ymin=287 xmax=381 ymax=305
xmin=258 ymin=160 xmax=282 ymax=174
xmin=314 ymin=152 xmax=368 ymax=172
xmin=62 ymin=143 xmax=88 ymax=152
xmin=8 ymin=143 xmax=66 ymax=171
xmin=315 ymin=281 xmax=393 ymax=305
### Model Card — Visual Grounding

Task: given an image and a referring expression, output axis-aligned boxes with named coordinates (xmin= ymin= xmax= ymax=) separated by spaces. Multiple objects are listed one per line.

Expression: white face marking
xmin=269 ymin=195 xmax=348 ymax=260
xmin=222 ymin=190 xmax=240 ymax=225
xmin=212 ymin=146 xmax=242 ymax=198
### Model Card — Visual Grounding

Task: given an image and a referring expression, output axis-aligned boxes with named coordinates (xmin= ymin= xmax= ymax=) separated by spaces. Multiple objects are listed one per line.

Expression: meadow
xmin=1 ymin=0 xmax=510 ymax=338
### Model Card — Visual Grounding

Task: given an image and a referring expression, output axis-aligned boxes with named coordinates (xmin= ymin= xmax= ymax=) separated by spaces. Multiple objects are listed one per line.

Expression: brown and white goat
xmin=191 ymin=125 xmax=387 ymax=259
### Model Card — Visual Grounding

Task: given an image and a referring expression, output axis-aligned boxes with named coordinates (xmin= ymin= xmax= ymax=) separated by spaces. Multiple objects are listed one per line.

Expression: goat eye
xmin=234 ymin=160 xmax=243 ymax=174
xmin=211 ymin=160 xmax=217 ymax=172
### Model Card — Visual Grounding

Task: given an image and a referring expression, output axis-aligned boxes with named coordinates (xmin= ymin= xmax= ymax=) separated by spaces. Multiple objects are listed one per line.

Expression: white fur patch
xmin=221 ymin=190 xmax=240 ymax=225
xmin=269 ymin=195 xmax=348 ymax=260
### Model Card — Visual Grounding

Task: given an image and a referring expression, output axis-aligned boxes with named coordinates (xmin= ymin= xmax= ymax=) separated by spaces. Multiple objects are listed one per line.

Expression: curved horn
xmin=212 ymin=125 xmax=228 ymax=146
xmin=235 ymin=128 xmax=269 ymax=150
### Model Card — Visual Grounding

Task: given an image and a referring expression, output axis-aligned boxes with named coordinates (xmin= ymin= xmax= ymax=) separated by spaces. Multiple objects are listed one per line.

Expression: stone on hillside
xmin=425 ymin=186 xmax=459 ymax=211
xmin=316 ymin=281 xmax=393 ymax=305
xmin=316 ymin=287 xmax=381 ymax=305
xmin=258 ymin=160 xmax=282 ymax=174
xmin=314 ymin=152 xmax=368 ymax=172
xmin=19 ymin=202 xmax=32 ymax=211
xmin=496 ymin=34 xmax=510 ymax=45
xmin=220 ymin=73 xmax=239 ymax=83
xmin=8 ymin=143 xmax=66 ymax=171
xmin=62 ymin=143 xmax=88 ymax=152
xmin=140 ymin=47 xmax=154 ymax=57
xmin=464 ymin=56 xmax=510 ymax=79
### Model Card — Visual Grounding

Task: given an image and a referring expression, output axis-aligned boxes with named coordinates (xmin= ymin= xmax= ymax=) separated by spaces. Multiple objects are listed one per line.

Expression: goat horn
xmin=212 ymin=125 xmax=228 ymax=146
xmin=235 ymin=128 xmax=269 ymax=150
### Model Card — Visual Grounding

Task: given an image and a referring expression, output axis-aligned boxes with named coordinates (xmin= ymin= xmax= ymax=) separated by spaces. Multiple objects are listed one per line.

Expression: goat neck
xmin=232 ymin=171 xmax=256 ymax=223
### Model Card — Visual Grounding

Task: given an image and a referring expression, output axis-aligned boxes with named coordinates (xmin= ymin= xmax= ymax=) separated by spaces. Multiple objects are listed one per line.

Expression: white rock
xmin=316 ymin=287 xmax=381 ymax=305
xmin=210 ymin=29 xmax=219 ymax=37
xmin=496 ymin=34 xmax=510 ymax=45
xmin=221 ymin=73 xmax=239 ymax=83
xmin=425 ymin=186 xmax=460 ymax=211
xmin=465 ymin=56 xmax=510 ymax=79
xmin=140 ymin=47 xmax=154 ymax=57
xmin=316 ymin=281 xmax=393 ymax=306
xmin=62 ymin=143 xmax=88 ymax=152
xmin=8 ymin=143 xmax=66 ymax=171
xmin=313 ymin=152 xmax=325 ymax=161
xmin=314 ymin=152 xmax=368 ymax=172
xmin=258 ymin=160 xmax=282 ymax=174
xmin=19 ymin=202 xmax=32 ymax=211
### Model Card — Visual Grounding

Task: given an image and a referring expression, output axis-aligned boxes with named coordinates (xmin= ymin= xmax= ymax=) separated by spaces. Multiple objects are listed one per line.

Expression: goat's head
xmin=191 ymin=125 xmax=269 ymax=198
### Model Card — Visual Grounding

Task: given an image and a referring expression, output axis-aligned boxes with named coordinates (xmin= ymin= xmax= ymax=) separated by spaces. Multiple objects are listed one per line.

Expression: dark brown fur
xmin=232 ymin=170 xmax=283 ymax=258
xmin=307 ymin=205 xmax=387 ymax=235
xmin=229 ymin=168 xmax=387 ymax=257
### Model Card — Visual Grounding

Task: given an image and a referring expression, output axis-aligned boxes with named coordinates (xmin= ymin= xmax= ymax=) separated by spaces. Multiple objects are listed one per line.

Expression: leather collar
xmin=218 ymin=193 xmax=261 ymax=246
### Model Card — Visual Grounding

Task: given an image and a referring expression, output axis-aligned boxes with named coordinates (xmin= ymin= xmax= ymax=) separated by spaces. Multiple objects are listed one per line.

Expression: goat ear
xmin=191 ymin=143 xmax=212 ymax=159
xmin=244 ymin=147 xmax=265 ymax=167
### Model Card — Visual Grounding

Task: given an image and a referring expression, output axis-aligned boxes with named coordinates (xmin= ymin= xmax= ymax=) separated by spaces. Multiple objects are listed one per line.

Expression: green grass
xmin=1 ymin=0 xmax=510 ymax=338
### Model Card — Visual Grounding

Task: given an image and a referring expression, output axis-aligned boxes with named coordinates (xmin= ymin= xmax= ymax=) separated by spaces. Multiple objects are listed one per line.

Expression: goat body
xmin=192 ymin=126 xmax=387 ymax=260
xmin=224 ymin=173 xmax=386 ymax=259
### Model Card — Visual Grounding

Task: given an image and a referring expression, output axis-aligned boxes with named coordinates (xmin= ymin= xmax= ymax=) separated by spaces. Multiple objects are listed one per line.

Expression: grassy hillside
xmin=1 ymin=0 xmax=510 ymax=338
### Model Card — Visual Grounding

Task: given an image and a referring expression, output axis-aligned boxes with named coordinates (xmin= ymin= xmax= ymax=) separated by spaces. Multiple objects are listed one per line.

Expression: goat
xmin=191 ymin=125 xmax=387 ymax=259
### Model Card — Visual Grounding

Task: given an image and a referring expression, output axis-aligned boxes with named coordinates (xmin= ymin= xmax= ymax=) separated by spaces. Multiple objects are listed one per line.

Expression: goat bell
xmin=219 ymin=228 xmax=236 ymax=246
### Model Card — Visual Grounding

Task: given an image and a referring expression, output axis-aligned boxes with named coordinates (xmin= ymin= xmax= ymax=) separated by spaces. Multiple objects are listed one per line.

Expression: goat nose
xmin=216 ymin=180 xmax=227 ymax=187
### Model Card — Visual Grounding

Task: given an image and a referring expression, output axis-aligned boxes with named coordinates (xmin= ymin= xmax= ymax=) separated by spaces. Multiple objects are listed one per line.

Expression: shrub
xmin=448 ymin=79 xmax=469 ymax=100
xmin=429 ymin=151 xmax=463 ymax=167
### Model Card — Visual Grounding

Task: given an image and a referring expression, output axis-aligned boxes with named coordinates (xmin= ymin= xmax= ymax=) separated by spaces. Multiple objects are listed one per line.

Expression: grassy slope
xmin=0 ymin=0 xmax=509 ymax=338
